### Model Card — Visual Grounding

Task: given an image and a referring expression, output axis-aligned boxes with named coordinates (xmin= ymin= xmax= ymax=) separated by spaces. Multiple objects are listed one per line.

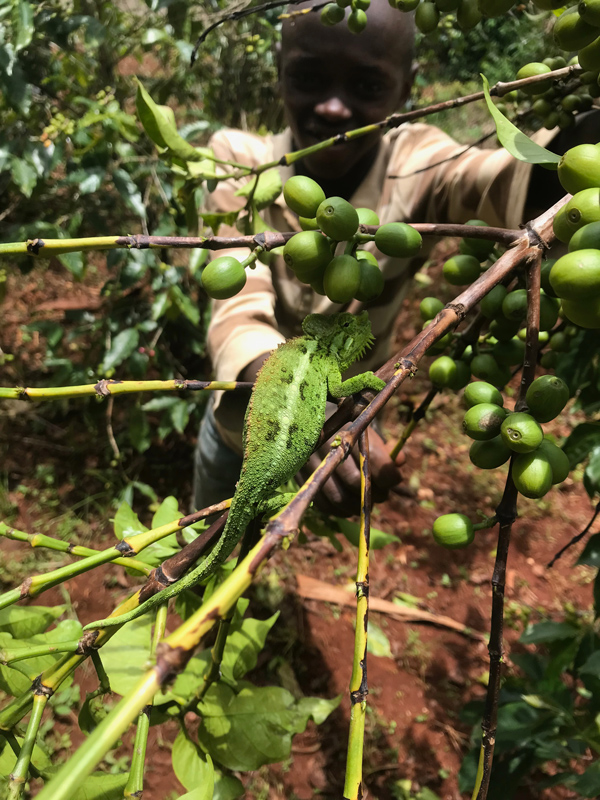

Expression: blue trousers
xmin=193 ymin=400 xmax=243 ymax=511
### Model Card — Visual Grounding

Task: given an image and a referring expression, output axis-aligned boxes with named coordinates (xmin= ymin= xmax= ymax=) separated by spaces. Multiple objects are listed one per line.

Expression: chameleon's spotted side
xmin=86 ymin=311 xmax=386 ymax=630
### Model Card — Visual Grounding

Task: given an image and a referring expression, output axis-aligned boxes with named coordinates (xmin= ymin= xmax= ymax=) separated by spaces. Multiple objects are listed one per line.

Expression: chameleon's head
xmin=302 ymin=311 xmax=375 ymax=371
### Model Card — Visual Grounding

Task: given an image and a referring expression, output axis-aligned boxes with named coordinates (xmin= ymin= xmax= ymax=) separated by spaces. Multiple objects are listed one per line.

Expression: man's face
xmin=279 ymin=9 xmax=414 ymax=181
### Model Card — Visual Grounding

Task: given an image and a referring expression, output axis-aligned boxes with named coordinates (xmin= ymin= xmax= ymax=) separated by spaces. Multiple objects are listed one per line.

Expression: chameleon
xmin=85 ymin=311 xmax=386 ymax=630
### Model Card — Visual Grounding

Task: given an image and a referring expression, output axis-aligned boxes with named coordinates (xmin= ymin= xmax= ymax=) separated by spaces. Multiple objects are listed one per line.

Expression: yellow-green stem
xmin=0 ymin=379 xmax=246 ymax=401
xmin=5 ymin=693 xmax=48 ymax=800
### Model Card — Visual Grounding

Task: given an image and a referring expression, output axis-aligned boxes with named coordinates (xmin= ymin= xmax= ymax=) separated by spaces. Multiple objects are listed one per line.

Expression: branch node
xmin=31 ymin=675 xmax=54 ymax=698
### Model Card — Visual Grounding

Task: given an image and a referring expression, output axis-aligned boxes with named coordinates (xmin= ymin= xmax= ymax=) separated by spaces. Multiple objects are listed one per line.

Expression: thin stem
xmin=343 ymin=431 xmax=371 ymax=800
xmin=0 ymin=641 xmax=80 ymax=666
xmin=0 ymin=378 xmax=254 ymax=401
xmin=548 ymin=499 xmax=600 ymax=568
xmin=5 ymin=693 xmax=48 ymax=800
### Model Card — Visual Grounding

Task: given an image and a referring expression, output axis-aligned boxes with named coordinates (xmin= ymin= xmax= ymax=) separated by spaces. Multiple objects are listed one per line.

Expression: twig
xmin=548 ymin=499 xmax=600 ymax=568
xmin=389 ymin=131 xmax=496 ymax=179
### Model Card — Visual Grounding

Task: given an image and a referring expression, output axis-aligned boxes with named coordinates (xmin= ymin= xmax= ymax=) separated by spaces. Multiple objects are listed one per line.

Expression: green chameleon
xmin=86 ymin=311 xmax=385 ymax=630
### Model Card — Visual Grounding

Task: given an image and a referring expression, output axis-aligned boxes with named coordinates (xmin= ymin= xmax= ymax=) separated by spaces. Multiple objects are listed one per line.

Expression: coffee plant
xmin=1 ymin=0 xmax=600 ymax=798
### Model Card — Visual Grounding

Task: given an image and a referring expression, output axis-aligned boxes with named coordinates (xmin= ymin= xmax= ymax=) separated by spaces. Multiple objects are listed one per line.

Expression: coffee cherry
xmin=283 ymin=176 xmax=326 ymax=218
xmin=516 ymin=63 xmax=552 ymax=95
xmin=201 ymin=257 xmax=246 ymax=300
xmin=356 ymin=207 xmax=380 ymax=226
xmin=464 ymin=380 xmax=504 ymax=408
xmin=423 ymin=321 xmax=452 ymax=354
xmin=354 ymin=0 xmax=371 ymax=8
xmin=436 ymin=0 xmax=460 ymax=11
xmin=460 ymin=220 xmax=496 ymax=261
xmin=355 ymin=259 xmax=384 ymax=301
xmin=471 ymin=354 xmax=511 ymax=388
xmin=321 ymin=3 xmax=346 ymax=25
xmin=463 ymin=403 xmax=507 ymax=440
xmin=539 ymin=293 xmax=560 ymax=331
xmin=316 ymin=197 xmax=360 ymax=241
xmin=540 ymin=260 xmax=558 ymax=297
xmin=538 ymin=439 xmax=570 ymax=484
xmin=489 ymin=315 xmax=521 ymax=341
xmin=553 ymin=206 xmax=573 ymax=244
xmin=549 ymin=249 xmax=600 ymax=300
xmin=356 ymin=250 xmax=379 ymax=267
xmin=347 ymin=8 xmax=368 ymax=32
xmin=457 ymin=0 xmax=482 ymax=28
xmin=396 ymin=0 xmax=420 ymax=9
xmin=526 ymin=375 xmax=569 ymax=423
xmin=558 ymin=144 xmax=600 ymax=195
xmin=553 ymin=7 xmax=599 ymax=51
xmin=443 ymin=254 xmax=481 ymax=285
xmin=415 ymin=2 xmax=440 ymax=32
xmin=470 ymin=435 xmax=512 ymax=469
xmin=493 ymin=336 xmax=525 ymax=366
xmin=429 ymin=355 xmax=458 ymax=388
xmin=540 ymin=350 xmax=559 ymax=369
xmin=480 ymin=284 xmax=508 ymax=319
xmin=299 ymin=216 xmax=319 ymax=231
xmin=448 ymin=360 xmax=471 ymax=391
xmin=568 ymin=220 xmax=600 ymax=251
xmin=323 ymin=255 xmax=361 ymax=303
xmin=283 ymin=231 xmax=332 ymax=279
xmin=374 ymin=222 xmax=422 ymax=257
xmin=549 ymin=331 xmax=570 ymax=352
xmin=564 ymin=188 xmax=600 ymax=236
xmin=561 ymin=296 xmax=600 ymax=328
xmin=579 ymin=0 xmax=600 ymax=27
xmin=513 ymin=451 xmax=553 ymax=498
xmin=432 ymin=514 xmax=474 ymax=549
xmin=420 ymin=296 xmax=444 ymax=321
xmin=478 ymin=0 xmax=514 ymax=16
xmin=501 ymin=412 xmax=544 ymax=453
xmin=502 ymin=289 xmax=528 ymax=321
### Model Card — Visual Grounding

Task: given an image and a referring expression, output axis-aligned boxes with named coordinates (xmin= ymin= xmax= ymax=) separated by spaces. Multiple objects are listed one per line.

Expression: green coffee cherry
xmin=464 ymin=380 xmax=504 ymax=408
xmin=201 ymin=256 xmax=247 ymax=300
xmin=347 ymin=8 xmax=368 ymax=32
xmin=415 ymin=1 xmax=440 ymax=32
xmin=564 ymin=188 xmax=600 ymax=236
xmin=471 ymin=354 xmax=511 ymax=388
xmin=553 ymin=7 xmax=599 ymax=51
xmin=283 ymin=231 xmax=332 ymax=279
xmin=553 ymin=206 xmax=573 ymax=244
xmin=516 ymin=62 xmax=552 ymax=95
xmin=579 ymin=0 xmax=600 ymax=28
xmin=316 ymin=196 xmax=359 ymax=241
xmin=460 ymin=220 xmax=496 ymax=261
xmin=469 ymin=435 xmax=512 ymax=469
xmin=561 ymin=295 xmax=600 ymax=328
xmin=432 ymin=514 xmax=474 ymax=549
xmin=436 ymin=0 xmax=460 ymax=11
xmin=355 ymin=250 xmax=379 ymax=267
xmin=549 ymin=249 xmax=600 ymax=300
xmin=493 ymin=337 xmax=525 ymax=366
xmin=489 ymin=315 xmax=521 ymax=341
xmin=429 ymin=355 xmax=458 ymax=388
xmin=457 ymin=0 xmax=483 ymax=28
xmin=540 ymin=260 xmax=558 ymax=297
xmin=538 ymin=439 xmax=570 ymax=484
xmin=321 ymin=3 xmax=346 ymax=25
xmin=500 ymin=412 xmax=544 ymax=453
xmin=540 ymin=350 xmax=559 ymax=369
xmin=463 ymin=403 xmax=507 ymax=440
xmin=299 ymin=216 xmax=319 ymax=231
xmin=539 ymin=293 xmax=560 ymax=331
xmin=323 ymin=255 xmax=361 ymax=303
xmin=355 ymin=260 xmax=384 ymax=302
xmin=443 ymin=254 xmax=481 ymax=285
xmin=526 ymin=375 xmax=569 ymax=423
xmin=568 ymin=220 xmax=600 ymax=252
xmin=478 ymin=0 xmax=514 ymax=16
xmin=396 ymin=0 xmax=420 ymax=9
xmin=480 ymin=284 xmax=508 ymax=319
xmin=448 ymin=360 xmax=471 ymax=391
xmin=423 ymin=321 xmax=452 ymax=354
xmin=558 ymin=144 xmax=600 ymax=195
xmin=512 ymin=452 xmax=553 ymax=499
xmin=420 ymin=296 xmax=444 ymax=321
xmin=283 ymin=175 xmax=326 ymax=218
xmin=549 ymin=331 xmax=570 ymax=352
xmin=502 ymin=289 xmax=528 ymax=321
xmin=356 ymin=208 xmax=380 ymax=226
xmin=374 ymin=222 xmax=422 ymax=258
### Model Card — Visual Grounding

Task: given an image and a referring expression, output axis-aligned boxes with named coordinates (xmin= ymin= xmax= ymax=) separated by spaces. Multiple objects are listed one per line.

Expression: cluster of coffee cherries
xmin=201 ymin=175 xmax=423 ymax=304
xmin=320 ymin=0 xmax=371 ymax=33
xmin=432 ymin=375 xmax=570 ymax=548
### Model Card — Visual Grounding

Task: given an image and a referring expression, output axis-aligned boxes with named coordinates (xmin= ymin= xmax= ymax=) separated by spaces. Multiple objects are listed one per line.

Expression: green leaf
xmin=13 ymin=1 xmax=33 ymax=52
xmin=199 ymin=211 xmax=239 ymax=234
xmin=220 ymin=612 xmax=279 ymax=684
xmin=0 ymin=734 xmax=51 ymax=777
xmin=135 ymin=80 xmax=208 ymax=162
xmin=102 ymin=328 xmax=140 ymax=373
xmin=366 ymin=621 xmax=393 ymax=658
xmin=58 ymin=251 xmax=85 ymax=280
xmin=212 ymin=771 xmax=244 ymax=800
xmin=152 ymin=496 xmax=181 ymax=529
xmin=99 ymin=615 xmax=153 ymax=696
xmin=335 ymin=518 xmax=398 ymax=550
xmin=68 ymin=772 xmax=129 ymax=799
xmin=112 ymin=168 xmax=146 ymax=220
xmin=481 ymin=75 xmax=560 ymax=167
xmin=11 ymin=619 xmax=82 ymax=680
xmin=562 ymin=422 xmax=600 ymax=468
xmin=234 ymin=169 xmax=282 ymax=211
xmin=113 ymin=502 xmax=147 ymax=541
xmin=169 ymin=399 xmax=190 ymax=434
xmin=0 ymin=604 xmax=66 ymax=638
xmin=170 ymin=285 xmax=200 ymax=326
xmin=520 ymin=620 xmax=580 ymax=644
xmin=10 ymin=157 xmax=37 ymax=197
xmin=577 ymin=533 xmax=600 ymax=568
xmin=579 ymin=650 xmax=600 ymax=678
xmin=172 ymin=731 xmax=214 ymax=793
xmin=197 ymin=683 xmax=338 ymax=772
xmin=294 ymin=694 xmax=341 ymax=725
xmin=584 ymin=447 xmax=600 ymax=498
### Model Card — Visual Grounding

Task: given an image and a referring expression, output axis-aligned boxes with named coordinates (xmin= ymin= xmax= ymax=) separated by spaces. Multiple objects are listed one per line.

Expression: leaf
xmin=172 ymin=731 xmax=214 ymax=793
xmin=0 ymin=605 xmax=66 ymax=638
xmin=10 ymin=157 xmax=37 ymax=197
xmin=113 ymin=502 xmax=147 ymax=541
xmin=135 ymin=80 xmax=208 ymax=162
xmin=112 ymin=168 xmax=146 ymax=220
xmin=577 ymin=533 xmax=600 ymax=568
xmin=335 ymin=518 xmax=398 ymax=550
xmin=0 ymin=734 xmax=51 ymax=777
xmin=197 ymin=683 xmax=338 ymax=772
xmin=58 ymin=251 xmax=85 ymax=280
xmin=199 ymin=211 xmax=239 ymax=234
xmin=102 ymin=328 xmax=139 ymax=373
xmin=99 ymin=615 xmax=153 ymax=696
xmin=366 ymin=620 xmax=393 ymax=658
xmin=220 ymin=612 xmax=279 ymax=684
xmin=481 ymin=75 xmax=560 ymax=167
xmin=9 ymin=619 xmax=82 ymax=681
xmin=579 ymin=650 xmax=600 ymax=678
xmin=562 ymin=422 xmax=600 ymax=468
xmin=520 ymin=620 xmax=580 ymax=644
xmin=68 ymin=772 xmax=129 ymax=799
xmin=234 ymin=169 xmax=282 ymax=211
xmin=584 ymin=447 xmax=600 ymax=498
xmin=152 ymin=496 xmax=181 ymax=529
xmin=213 ymin=771 xmax=244 ymax=800
xmin=137 ymin=495 xmax=181 ymax=567
xmin=12 ymin=1 xmax=33 ymax=52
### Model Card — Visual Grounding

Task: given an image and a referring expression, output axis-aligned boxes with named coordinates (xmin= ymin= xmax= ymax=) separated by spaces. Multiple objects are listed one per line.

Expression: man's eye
xmin=287 ymin=71 xmax=322 ymax=91
xmin=355 ymin=79 xmax=387 ymax=97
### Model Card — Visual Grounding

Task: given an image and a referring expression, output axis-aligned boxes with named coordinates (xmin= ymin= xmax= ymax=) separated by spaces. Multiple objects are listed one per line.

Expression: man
xmin=193 ymin=0 xmax=573 ymax=513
